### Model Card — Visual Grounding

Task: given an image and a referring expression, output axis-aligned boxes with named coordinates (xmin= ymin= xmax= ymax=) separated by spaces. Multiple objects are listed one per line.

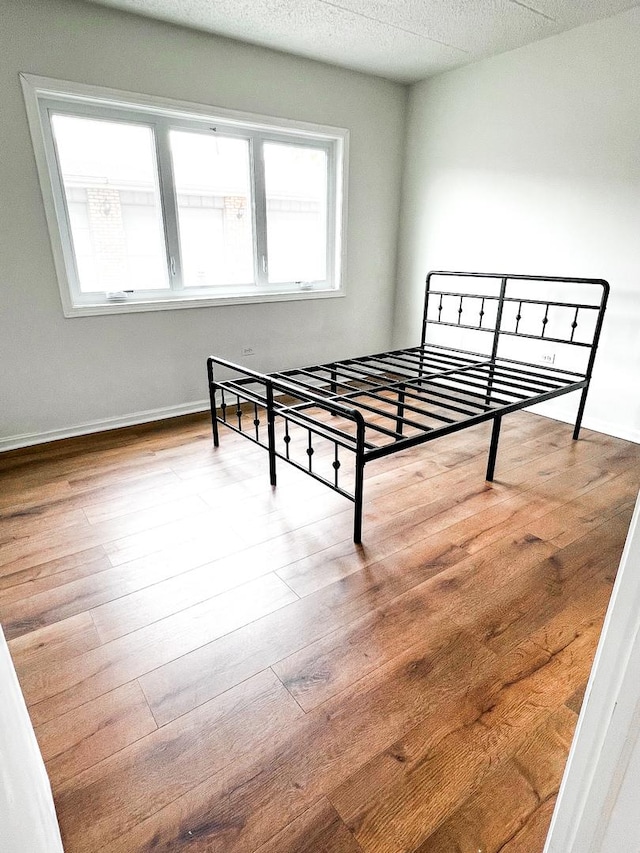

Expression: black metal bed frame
xmin=207 ymin=271 xmax=609 ymax=543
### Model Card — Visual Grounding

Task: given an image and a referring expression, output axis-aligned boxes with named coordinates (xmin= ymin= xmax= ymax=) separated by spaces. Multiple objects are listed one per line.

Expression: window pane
xmin=264 ymin=143 xmax=327 ymax=285
xmin=51 ymin=115 xmax=168 ymax=293
xmin=170 ymin=131 xmax=254 ymax=287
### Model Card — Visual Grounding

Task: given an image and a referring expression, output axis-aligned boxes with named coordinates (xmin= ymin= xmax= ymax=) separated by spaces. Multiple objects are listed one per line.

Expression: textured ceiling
xmin=83 ymin=0 xmax=640 ymax=82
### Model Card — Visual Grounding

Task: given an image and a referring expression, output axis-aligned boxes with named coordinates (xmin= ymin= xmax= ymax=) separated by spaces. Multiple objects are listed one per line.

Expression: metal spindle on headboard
xmin=570 ymin=307 xmax=579 ymax=343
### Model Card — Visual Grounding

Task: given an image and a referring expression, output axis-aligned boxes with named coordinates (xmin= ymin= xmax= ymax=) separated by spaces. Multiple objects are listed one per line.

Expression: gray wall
xmin=0 ymin=0 xmax=406 ymax=448
xmin=393 ymin=8 xmax=640 ymax=442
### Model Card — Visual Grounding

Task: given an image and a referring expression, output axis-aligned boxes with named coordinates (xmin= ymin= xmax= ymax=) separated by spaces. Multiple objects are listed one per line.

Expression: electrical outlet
xmin=241 ymin=346 xmax=255 ymax=357
xmin=541 ymin=352 xmax=556 ymax=365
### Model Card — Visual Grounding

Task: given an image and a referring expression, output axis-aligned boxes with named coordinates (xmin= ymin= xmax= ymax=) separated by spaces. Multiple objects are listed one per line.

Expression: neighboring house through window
xmin=21 ymin=74 xmax=348 ymax=316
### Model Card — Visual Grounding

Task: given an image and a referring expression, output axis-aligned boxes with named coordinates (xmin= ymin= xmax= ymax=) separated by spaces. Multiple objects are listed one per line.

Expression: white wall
xmin=0 ymin=626 xmax=64 ymax=852
xmin=0 ymin=0 xmax=406 ymax=449
xmin=544 ymin=490 xmax=640 ymax=853
xmin=394 ymin=8 xmax=640 ymax=442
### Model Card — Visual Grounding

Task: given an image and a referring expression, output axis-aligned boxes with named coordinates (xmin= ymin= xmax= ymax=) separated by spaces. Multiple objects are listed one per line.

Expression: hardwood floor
xmin=0 ymin=411 xmax=638 ymax=853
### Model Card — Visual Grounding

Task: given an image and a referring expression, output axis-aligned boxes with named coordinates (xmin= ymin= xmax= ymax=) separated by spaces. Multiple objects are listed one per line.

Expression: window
xmin=21 ymin=75 xmax=348 ymax=316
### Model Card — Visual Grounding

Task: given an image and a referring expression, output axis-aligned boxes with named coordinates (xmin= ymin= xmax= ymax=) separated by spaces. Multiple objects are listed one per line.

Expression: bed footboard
xmin=207 ymin=357 xmax=368 ymax=543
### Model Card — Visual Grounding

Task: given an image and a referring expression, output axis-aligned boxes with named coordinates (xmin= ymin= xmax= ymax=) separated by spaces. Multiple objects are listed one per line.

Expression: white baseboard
xmin=580 ymin=416 xmax=640 ymax=445
xmin=0 ymin=400 xmax=210 ymax=453
xmin=529 ymin=403 xmax=640 ymax=445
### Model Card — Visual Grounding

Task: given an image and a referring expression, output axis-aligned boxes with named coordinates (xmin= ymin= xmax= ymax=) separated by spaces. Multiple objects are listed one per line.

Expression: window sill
xmin=62 ymin=287 xmax=345 ymax=317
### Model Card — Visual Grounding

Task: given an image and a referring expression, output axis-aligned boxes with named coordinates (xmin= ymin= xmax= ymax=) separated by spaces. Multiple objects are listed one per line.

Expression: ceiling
xmin=84 ymin=0 xmax=640 ymax=83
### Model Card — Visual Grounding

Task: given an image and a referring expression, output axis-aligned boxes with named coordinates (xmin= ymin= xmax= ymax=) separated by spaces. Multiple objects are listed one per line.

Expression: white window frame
xmin=20 ymin=74 xmax=348 ymax=317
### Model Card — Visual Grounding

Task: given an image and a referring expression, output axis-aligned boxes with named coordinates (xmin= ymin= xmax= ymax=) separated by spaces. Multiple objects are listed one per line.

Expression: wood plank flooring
xmin=0 ymin=411 xmax=638 ymax=853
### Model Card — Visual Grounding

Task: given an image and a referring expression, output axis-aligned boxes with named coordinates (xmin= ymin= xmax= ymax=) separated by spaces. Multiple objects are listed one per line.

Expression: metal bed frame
xmin=207 ymin=271 xmax=609 ymax=543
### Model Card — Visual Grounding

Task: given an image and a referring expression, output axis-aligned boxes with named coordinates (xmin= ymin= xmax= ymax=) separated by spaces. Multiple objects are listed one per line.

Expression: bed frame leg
xmin=573 ymin=385 xmax=589 ymax=440
xmin=486 ymin=415 xmax=502 ymax=481
xmin=207 ymin=358 xmax=219 ymax=448
xmin=395 ymin=384 xmax=406 ymax=437
xmin=211 ymin=397 xmax=219 ymax=448
xmin=353 ymin=428 xmax=365 ymax=545
xmin=266 ymin=381 xmax=277 ymax=487
xmin=353 ymin=467 xmax=364 ymax=544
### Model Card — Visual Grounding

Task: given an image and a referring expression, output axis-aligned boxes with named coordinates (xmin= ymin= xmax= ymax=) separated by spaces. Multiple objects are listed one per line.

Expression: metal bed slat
xmin=358 ymin=346 xmax=482 ymax=369
xmin=433 ymin=365 xmax=568 ymax=395
xmin=493 ymin=354 xmax=584 ymax=379
xmin=425 ymin=342 xmax=586 ymax=378
xmin=363 ymin=377 xmax=588 ymax=462
xmin=281 ymin=364 xmax=384 ymax=393
xmin=359 ymin=353 xmax=490 ymax=382
xmin=288 ymin=384 xmax=485 ymax=440
xmin=422 ymin=362 xmax=567 ymax=393
xmin=323 ymin=346 xmax=486 ymax=379
xmin=278 ymin=359 xmax=496 ymax=410
xmin=357 ymin=379 xmax=503 ymax=413
xmin=340 ymin=389 xmax=475 ymax=425
xmin=280 ymin=361 xmax=515 ymax=419
xmin=476 ymin=368 xmax=569 ymax=392
xmin=342 ymin=380 xmax=495 ymax=417
xmin=473 ymin=368 xmax=581 ymax=393
xmin=388 ymin=382 xmax=509 ymax=411
xmin=423 ymin=372 xmax=553 ymax=401
xmin=398 ymin=376 xmax=514 ymax=408
xmin=423 ymin=355 xmax=576 ymax=388
xmin=285 ymin=372 xmax=479 ymax=422
xmin=452 ymin=363 xmax=568 ymax=392
xmin=283 ymin=361 xmax=504 ymax=412
xmin=301 ymin=356 xmax=415 ymax=385
xmin=354 ymin=350 xmax=483 ymax=377
xmin=326 ymin=353 xmax=494 ymax=392
xmin=325 ymin=393 xmax=449 ymax=436
xmin=270 ymin=355 xmax=576 ymax=434
xmin=288 ymin=359 xmax=578 ymax=438
xmin=291 ymin=399 xmax=406 ymax=441
xmin=282 ymin=400 xmax=397 ymax=440
xmin=319 ymin=372 xmax=511 ymax=421
xmin=410 ymin=346 xmax=488 ymax=366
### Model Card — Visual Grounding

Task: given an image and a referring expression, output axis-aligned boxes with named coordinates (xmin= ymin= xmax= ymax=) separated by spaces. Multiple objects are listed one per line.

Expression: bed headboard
xmin=421 ymin=271 xmax=609 ymax=379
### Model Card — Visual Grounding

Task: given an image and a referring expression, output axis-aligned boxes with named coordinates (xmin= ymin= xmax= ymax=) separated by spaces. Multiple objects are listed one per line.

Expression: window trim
xmin=20 ymin=73 xmax=348 ymax=317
